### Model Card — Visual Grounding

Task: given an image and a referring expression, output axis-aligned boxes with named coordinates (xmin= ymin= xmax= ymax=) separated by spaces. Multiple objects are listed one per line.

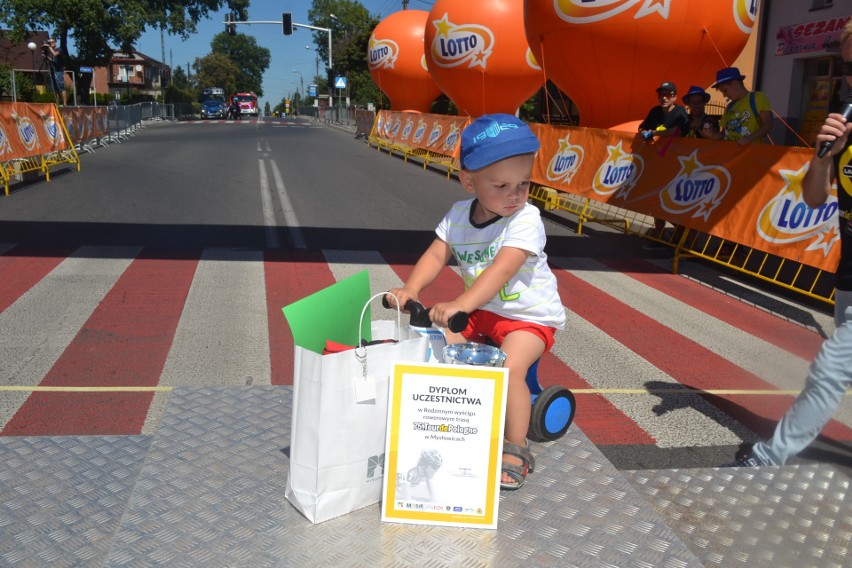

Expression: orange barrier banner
xmin=529 ymin=124 xmax=839 ymax=272
xmin=59 ymin=106 xmax=108 ymax=144
xmin=0 ymin=102 xmax=69 ymax=161
xmin=368 ymin=111 xmax=838 ymax=273
xmin=374 ymin=110 xmax=467 ymax=161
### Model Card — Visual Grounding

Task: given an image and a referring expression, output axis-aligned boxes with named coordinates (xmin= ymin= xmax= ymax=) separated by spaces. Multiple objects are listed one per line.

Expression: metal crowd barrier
xmin=356 ymin=136 xmax=836 ymax=306
xmin=3 ymin=102 xmax=177 ymax=192
xmin=84 ymin=102 xmax=175 ymax=150
xmin=528 ymin=184 xmax=836 ymax=305
xmin=317 ymin=105 xmax=357 ymax=127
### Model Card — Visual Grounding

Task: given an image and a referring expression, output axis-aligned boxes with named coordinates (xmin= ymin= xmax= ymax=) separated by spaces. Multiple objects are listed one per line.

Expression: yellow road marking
xmin=0 ymin=386 xmax=848 ymax=396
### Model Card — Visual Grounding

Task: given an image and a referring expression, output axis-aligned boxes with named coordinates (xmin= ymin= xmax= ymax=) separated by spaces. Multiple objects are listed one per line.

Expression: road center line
xmin=258 ymin=159 xmax=281 ymax=249
xmin=269 ymin=158 xmax=307 ymax=249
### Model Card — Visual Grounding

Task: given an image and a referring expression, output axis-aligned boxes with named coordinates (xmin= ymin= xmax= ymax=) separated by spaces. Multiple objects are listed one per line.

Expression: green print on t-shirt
xmin=452 ymin=243 xmax=500 ymax=265
xmin=461 ymin=264 xmax=520 ymax=302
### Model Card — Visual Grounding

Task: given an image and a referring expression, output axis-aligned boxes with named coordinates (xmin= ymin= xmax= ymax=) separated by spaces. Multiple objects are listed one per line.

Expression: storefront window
xmin=798 ymin=56 xmax=843 ymax=146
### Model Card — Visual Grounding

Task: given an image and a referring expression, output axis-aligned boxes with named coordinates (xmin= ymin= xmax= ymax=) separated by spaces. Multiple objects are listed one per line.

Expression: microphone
xmin=817 ymin=94 xmax=852 ymax=158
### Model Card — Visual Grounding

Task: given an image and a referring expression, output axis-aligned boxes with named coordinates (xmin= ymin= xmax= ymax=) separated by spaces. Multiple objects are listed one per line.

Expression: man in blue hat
xmin=709 ymin=66 xmax=773 ymax=145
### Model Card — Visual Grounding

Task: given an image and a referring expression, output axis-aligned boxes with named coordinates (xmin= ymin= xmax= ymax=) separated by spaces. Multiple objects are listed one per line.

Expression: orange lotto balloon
xmin=524 ymin=0 xmax=757 ymax=128
xmin=424 ymin=0 xmax=544 ymax=116
xmin=368 ymin=10 xmax=442 ymax=112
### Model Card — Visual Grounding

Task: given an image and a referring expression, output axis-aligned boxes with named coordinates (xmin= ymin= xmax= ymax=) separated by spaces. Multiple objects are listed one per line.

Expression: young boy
xmin=387 ymin=114 xmax=566 ymax=490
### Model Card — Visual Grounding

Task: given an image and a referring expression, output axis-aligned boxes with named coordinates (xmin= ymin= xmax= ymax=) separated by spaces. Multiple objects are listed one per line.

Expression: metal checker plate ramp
xmin=624 ymin=466 xmax=852 ymax=568
xmin=0 ymin=436 xmax=151 ymax=568
xmin=107 ymin=386 xmax=701 ymax=567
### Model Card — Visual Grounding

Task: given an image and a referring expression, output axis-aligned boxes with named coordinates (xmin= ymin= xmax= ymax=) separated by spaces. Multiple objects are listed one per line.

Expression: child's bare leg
xmin=499 ymin=331 xmax=546 ymax=485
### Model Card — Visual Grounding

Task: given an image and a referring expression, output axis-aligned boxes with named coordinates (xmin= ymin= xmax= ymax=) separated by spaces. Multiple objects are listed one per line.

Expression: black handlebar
xmin=382 ymin=295 xmax=469 ymax=333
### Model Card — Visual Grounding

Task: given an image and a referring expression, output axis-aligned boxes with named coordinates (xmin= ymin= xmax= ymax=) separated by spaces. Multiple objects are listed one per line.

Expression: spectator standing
xmin=44 ymin=37 xmax=67 ymax=106
xmin=711 ymin=67 xmax=773 ymax=145
xmin=681 ymin=85 xmax=719 ymax=139
xmin=638 ymin=82 xmax=688 ymax=240
xmin=723 ymin=21 xmax=852 ymax=467
xmin=638 ymin=81 xmax=688 ymax=142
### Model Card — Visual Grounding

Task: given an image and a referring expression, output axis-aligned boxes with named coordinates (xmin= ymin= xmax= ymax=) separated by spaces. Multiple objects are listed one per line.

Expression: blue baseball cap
xmin=460 ymin=114 xmax=540 ymax=171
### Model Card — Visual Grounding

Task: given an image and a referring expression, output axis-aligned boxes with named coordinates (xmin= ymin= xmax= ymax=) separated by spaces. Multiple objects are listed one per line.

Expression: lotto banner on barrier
xmin=0 ymin=102 xmax=70 ymax=161
xmin=372 ymin=111 xmax=838 ymax=273
xmin=528 ymin=124 xmax=839 ymax=273
xmin=59 ymin=106 xmax=108 ymax=145
xmin=373 ymin=110 xmax=467 ymax=162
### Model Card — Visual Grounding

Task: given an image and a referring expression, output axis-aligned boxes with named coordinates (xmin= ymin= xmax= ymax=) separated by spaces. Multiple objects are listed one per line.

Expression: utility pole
xmin=160 ymin=27 xmax=166 ymax=101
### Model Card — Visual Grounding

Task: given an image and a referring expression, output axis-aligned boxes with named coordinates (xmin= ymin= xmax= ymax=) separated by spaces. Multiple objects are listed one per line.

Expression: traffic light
xmin=226 ymin=13 xmax=236 ymax=36
xmin=282 ymin=12 xmax=293 ymax=35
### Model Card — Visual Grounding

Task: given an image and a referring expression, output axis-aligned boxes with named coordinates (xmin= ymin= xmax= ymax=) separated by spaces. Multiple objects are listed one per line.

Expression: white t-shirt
xmin=435 ymin=199 xmax=566 ymax=330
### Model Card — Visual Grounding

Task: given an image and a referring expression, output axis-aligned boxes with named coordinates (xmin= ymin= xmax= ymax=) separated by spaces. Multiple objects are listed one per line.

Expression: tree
xmin=193 ymin=53 xmax=240 ymax=97
xmin=0 ymin=0 xmax=249 ymax=103
xmin=307 ymin=0 xmax=378 ymax=104
xmin=210 ymin=31 xmax=270 ymax=96
xmin=170 ymin=65 xmax=191 ymax=90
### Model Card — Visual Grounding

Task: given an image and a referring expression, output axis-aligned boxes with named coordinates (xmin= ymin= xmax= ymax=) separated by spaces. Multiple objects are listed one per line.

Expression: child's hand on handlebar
xmin=429 ymin=301 xmax=467 ymax=330
xmin=385 ymin=288 xmax=418 ymax=312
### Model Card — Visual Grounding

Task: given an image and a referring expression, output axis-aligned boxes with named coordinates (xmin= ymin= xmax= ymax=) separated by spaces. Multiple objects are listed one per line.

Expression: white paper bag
xmin=285 ymin=295 xmax=429 ymax=524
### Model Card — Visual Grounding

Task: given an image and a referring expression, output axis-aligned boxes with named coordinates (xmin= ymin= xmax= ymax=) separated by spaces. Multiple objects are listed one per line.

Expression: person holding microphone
xmin=724 ymin=21 xmax=852 ymax=467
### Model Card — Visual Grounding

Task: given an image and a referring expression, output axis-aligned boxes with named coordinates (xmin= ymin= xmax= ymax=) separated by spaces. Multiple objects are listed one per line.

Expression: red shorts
xmin=460 ymin=310 xmax=557 ymax=352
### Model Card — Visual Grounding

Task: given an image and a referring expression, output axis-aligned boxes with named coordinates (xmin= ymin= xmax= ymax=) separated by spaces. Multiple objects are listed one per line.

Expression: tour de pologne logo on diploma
xmin=382 ymin=363 xmax=508 ymax=530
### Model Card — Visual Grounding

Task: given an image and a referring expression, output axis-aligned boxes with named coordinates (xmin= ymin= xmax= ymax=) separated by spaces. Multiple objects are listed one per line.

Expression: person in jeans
xmin=724 ymin=21 xmax=852 ymax=467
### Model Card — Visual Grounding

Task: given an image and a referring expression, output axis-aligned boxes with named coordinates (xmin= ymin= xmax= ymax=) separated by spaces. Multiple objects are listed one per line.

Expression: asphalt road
xmin=0 ymin=116 xmax=848 ymax=477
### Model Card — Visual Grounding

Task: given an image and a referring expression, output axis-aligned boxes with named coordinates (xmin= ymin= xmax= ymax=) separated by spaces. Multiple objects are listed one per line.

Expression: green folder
xmin=282 ymin=270 xmax=372 ymax=354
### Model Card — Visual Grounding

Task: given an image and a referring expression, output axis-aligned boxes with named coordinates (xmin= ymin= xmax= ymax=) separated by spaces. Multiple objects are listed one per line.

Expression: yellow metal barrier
xmin=529 ymin=184 xmax=836 ymax=306
xmin=530 ymin=184 xmax=648 ymax=235
xmin=368 ymin=135 xmax=458 ymax=179
xmin=1 ymin=104 xmax=79 ymax=195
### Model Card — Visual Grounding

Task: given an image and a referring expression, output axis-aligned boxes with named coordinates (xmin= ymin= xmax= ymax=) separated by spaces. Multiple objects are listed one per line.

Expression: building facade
xmin=755 ymin=0 xmax=849 ymax=146
xmin=1 ymin=30 xmax=169 ymax=104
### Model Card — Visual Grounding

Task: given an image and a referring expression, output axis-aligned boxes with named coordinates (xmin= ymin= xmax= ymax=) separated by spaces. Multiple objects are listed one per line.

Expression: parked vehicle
xmin=200 ymin=98 xmax=228 ymax=119
xmin=230 ymin=92 xmax=259 ymax=117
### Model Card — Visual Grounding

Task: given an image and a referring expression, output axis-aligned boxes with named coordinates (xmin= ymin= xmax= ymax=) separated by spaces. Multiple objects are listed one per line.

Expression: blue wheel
xmin=529 ymin=385 xmax=575 ymax=441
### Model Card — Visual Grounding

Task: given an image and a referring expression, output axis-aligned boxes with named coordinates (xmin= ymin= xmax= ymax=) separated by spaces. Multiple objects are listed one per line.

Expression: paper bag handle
xmin=354 ymin=292 xmax=403 ymax=360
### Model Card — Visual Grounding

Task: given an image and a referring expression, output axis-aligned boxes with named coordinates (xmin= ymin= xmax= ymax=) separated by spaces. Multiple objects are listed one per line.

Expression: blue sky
xmin=135 ymin=0 xmax=436 ymax=108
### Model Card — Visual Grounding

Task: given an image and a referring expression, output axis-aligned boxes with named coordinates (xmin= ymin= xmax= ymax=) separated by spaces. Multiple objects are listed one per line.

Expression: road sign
xmin=309 ymin=84 xmax=317 ymax=97
xmin=334 ymin=76 xmax=346 ymax=89
xmin=79 ymin=66 xmax=93 ymax=73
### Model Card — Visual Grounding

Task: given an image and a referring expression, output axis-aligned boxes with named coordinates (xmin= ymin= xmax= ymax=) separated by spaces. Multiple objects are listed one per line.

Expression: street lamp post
xmin=292 ymin=69 xmax=304 ymax=95
xmin=305 ymin=46 xmax=319 ymax=78
xmin=329 ymin=14 xmax=350 ymax=118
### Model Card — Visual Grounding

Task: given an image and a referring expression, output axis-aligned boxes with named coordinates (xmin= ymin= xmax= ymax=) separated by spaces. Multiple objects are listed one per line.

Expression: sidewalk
xmin=2 ymin=386 xmax=848 ymax=567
